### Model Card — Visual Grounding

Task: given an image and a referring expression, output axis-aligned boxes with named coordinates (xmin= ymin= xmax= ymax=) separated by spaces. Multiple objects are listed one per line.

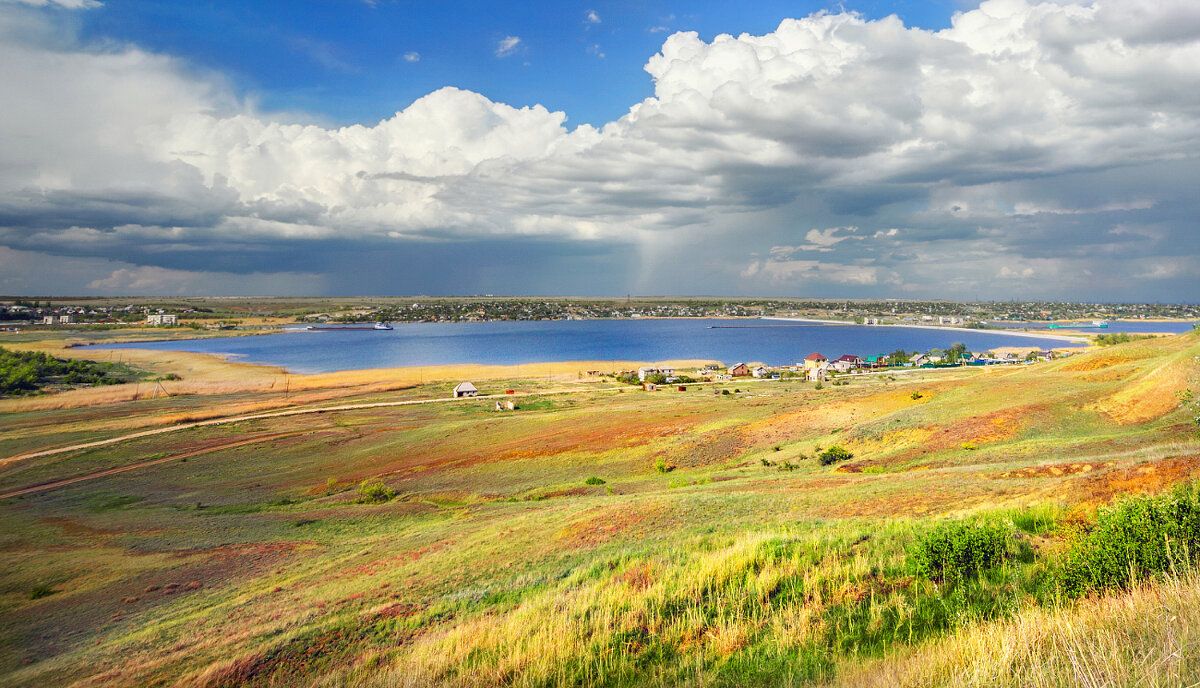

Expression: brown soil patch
xmin=996 ymin=461 xmax=1116 ymax=479
xmin=35 ymin=516 xmax=120 ymax=537
xmin=1076 ymin=455 xmax=1200 ymax=505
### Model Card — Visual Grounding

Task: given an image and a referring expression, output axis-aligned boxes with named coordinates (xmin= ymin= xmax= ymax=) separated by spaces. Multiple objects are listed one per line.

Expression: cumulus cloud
xmin=2 ymin=0 xmax=1200 ymax=297
xmin=585 ymin=9 xmax=600 ymax=24
xmin=495 ymin=36 xmax=521 ymax=58
xmin=402 ymin=51 xmax=419 ymax=63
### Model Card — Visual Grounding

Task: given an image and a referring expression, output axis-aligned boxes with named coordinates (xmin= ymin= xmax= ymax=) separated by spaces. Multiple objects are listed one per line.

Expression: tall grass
xmin=835 ymin=571 xmax=1200 ymax=688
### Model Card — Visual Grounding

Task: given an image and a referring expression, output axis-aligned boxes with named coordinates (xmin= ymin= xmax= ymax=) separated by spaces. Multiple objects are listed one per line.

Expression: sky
xmin=0 ymin=0 xmax=1197 ymax=300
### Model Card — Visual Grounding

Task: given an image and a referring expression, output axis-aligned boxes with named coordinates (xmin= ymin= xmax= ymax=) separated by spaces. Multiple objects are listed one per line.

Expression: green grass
xmin=0 ymin=332 xmax=1195 ymax=687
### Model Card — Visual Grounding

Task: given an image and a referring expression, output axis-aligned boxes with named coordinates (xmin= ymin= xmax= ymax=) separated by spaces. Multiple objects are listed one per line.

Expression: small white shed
xmin=453 ymin=382 xmax=479 ymax=398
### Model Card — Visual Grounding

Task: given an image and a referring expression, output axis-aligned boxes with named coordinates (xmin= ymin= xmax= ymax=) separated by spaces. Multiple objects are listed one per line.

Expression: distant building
xmin=58 ymin=315 xmax=72 ymax=324
xmin=728 ymin=363 xmax=750 ymax=377
xmin=862 ymin=317 xmax=881 ymax=325
xmin=42 ymin=315 xmax=56 ymax=325
xmin=807 ymin=363 xmax=829 ymax=382
xmin=751 ymin=365 xmax=768 ymax=378
xmin=831 ymin=355 xmax=861 ymax=372
xmin=803 ymin=352 xmax=827 ymax=370
xmin=638 ymin=366 xmax=674 ymax=381
xmin=453 ymin=382 xmax=479 ymax=398
xmin=146 ymin=314 xmax=178 ymax=325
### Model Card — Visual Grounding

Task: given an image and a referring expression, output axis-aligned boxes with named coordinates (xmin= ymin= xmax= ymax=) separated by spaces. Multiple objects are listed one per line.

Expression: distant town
xmin=0 ymin=296 xmax=1195 ymax=331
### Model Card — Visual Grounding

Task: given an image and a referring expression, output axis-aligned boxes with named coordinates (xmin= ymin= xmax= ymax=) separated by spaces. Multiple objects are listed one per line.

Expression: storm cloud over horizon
xmin=0 ymin=0 xmax=1197 ymax=299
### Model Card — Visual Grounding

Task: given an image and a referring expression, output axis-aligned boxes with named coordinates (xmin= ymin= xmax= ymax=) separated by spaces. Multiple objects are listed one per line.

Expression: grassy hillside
xmin=0 ymin=331 xmax=1196 ymax=687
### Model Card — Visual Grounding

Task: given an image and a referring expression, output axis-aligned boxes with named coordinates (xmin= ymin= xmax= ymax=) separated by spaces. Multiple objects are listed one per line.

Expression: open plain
xmin=0 ymin=328 xmax=1198 ymax=687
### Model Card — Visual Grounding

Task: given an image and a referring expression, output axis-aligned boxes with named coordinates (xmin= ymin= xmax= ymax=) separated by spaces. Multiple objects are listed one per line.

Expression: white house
xmin=638 ymin=366 xmax=674 ymax=381
xmin=146 ymin=314 xmax=178 ymax=325
xmin=453 ymin=382 xmax=479 ymax=398
xmin=751 ymin=365 xmax=769 ymax=378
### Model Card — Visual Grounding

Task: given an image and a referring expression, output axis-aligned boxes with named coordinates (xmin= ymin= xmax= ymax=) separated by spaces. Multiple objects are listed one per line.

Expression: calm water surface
xmin=88 ymin=319 xmax=1101 ymax=374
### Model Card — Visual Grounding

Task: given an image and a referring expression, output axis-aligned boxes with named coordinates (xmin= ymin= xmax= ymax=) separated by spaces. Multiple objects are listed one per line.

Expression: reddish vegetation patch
xmin=674 ymin=429 xmax=747 ymax=468
xmin=617 ymin=563 xmax=656 ymax=590
xmin=1076 ymin=455 xmax=1200 ymax=505
xmin=556 ymin=504 xmax=665 ymax=548
xmin=851 ymin=405 xmax=1042 ymax=469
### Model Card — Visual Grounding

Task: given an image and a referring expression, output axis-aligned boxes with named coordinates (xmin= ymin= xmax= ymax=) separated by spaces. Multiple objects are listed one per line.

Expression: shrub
xmin=910 ymin=391 xmax=923 ymax=400
xmin=584 ymin=476 xmax=606 ymax=485
xmin=356 ymin=480 xmax=396 ymax=504
xmin=721 ymin=389 xmax=731 ymax=396
xmin=653 ymin=457 xmax=671 ymax=474
xmin=29 ymin=583 xmax=56 ymax=600
xmin=910 ymin=521 xmax=1015 ymax=585
xmin=817 ymin=445 xmax=853 ymax=466
xmin=1053 ymin=483 xmax=1200 ymax=598
xmin=814 ymin=382 xmax=823 ymax=390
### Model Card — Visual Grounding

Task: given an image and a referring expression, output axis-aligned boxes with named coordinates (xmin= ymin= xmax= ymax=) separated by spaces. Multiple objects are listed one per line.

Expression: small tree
xmin=818 ymin=445 xmax=853 ymax=465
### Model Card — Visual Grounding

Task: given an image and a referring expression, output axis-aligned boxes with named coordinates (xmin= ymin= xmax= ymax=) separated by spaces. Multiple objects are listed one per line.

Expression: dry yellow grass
xmin=0 ymin=345 xmax=717 ymax=413
xmin=1092 ymin=355 xmax=1197 ymax=425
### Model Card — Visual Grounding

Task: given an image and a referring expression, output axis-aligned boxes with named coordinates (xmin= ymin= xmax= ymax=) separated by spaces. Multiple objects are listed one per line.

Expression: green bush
xmin=817 ymin=446 xmax=853 ymax=466
xmin=584 ymin=476 xmax=606 ymax=485
xmin=910 ymin=520 xmax=1014 ymax=585
xmin=29 ymin=583 xmax=56 ymax=600
xmin=1053 ymin=484 xmax=1200 ymax=598
xmin=0 ymin=346 xmax=131 ymax=396
xmin=653 ymin=457 xmax=671 ymax=474
xmin=356 ymin=480 xmax=396 ymax=504
xmin=910 ymin=391 xmax=923 ymax=400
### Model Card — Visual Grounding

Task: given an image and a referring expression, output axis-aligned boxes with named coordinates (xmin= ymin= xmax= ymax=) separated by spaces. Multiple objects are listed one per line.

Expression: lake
xmin=87 ymin=319 xmax=1101 ymax=374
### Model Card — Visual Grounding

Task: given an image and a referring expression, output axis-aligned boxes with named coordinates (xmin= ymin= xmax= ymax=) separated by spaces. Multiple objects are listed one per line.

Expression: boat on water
xmin=1047 ymin=320 xmax=1109 ymax=329
xmin=305 ymin=322 xmax=394 ymax=331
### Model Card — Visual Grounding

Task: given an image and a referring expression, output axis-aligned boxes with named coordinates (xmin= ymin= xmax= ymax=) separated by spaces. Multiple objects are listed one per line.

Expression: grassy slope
xmin=0 ymin=332 xmax=1195 ymax=687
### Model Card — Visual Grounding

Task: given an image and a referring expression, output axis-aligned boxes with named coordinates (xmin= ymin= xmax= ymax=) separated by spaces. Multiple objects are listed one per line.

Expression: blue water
xmin=87 ymin=319 xmax=1096 ymax=374
xmin=987 ymin=320 xmax=1196 ymax=334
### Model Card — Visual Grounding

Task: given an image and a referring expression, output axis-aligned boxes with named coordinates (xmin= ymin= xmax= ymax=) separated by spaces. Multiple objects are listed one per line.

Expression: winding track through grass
xmin=0 ymin=430 xmax=309 ymax=499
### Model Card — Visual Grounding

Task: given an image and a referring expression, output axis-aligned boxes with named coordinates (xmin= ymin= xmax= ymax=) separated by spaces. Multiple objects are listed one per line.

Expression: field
xmin=0 ymin=329 xmax=1197 ymax=687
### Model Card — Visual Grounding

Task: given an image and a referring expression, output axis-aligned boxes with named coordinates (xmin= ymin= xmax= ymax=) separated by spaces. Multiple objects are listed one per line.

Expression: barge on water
xmin=1047 ymin=320 xmax=1109 ymax=329
xmin=306 ymin=322 xmax=393 ymax=331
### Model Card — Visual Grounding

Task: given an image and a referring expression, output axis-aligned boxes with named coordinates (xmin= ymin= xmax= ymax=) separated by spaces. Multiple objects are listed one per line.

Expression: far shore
xmin=760 ymin=316 xmax=1091 ymax=343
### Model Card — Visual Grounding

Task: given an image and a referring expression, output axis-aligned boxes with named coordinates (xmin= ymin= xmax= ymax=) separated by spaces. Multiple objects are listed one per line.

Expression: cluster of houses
xmin=636 ymin=348 xmax=1067 ymax=386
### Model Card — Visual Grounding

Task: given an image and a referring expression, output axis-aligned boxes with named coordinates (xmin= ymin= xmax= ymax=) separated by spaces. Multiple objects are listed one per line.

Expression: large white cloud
xmin=1 ymin=0 xmax=1199 ymax=297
